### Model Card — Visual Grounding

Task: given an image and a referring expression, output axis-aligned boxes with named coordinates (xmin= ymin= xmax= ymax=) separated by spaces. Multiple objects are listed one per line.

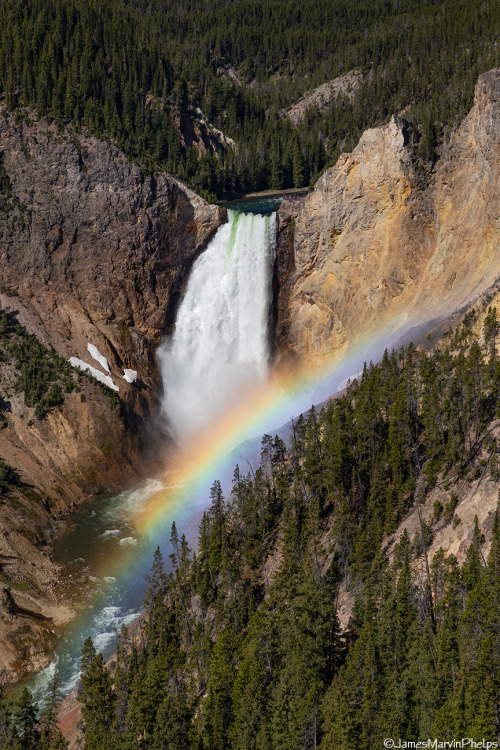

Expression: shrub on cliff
xmin=0 ymin=458 xmax=20 ymax=491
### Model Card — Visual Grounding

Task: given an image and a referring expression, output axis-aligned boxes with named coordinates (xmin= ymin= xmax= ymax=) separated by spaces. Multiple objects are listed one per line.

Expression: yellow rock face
xmin=275 ymin=69 xmax=500 ymax=368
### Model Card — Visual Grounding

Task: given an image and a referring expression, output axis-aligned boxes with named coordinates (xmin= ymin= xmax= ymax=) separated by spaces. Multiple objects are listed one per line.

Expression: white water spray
xmin=157 ymin=209 xmax=276 ymax=439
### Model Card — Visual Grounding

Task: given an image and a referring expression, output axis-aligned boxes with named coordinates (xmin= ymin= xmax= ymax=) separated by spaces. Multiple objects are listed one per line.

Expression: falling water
xmin=157 ymin=209 xmax=276 ymax=439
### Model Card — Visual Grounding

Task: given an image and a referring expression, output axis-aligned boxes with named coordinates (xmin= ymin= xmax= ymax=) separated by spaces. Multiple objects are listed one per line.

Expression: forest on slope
xmin=5 ymin=303 xmax=500 ymax=748
xmin=0 ymin=0 xmax=499 ymax=198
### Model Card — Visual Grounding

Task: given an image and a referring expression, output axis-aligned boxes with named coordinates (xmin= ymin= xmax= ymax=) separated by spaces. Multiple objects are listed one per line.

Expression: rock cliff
xmin=0 ymin=111 xmax=224 ymax=679
xmin=0 ymin=109 xmax=224 ymax=490
xmin=275 ymin=69 xmax=500 ymax=366
xmin=282 ymin=69 xmax=363 ymax=126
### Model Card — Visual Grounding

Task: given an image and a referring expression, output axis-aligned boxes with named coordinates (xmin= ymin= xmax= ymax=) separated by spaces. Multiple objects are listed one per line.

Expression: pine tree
xmin=292 ymin=139 xmax=305 ymax=187
xmin=39 ymin=672 xmax=68 ymax=750
xmin=144 ymin=546 xmax=168 ymax=643
xmin=483 ymin=307 xmax=498 ymax=375
xmin=10 ymin=688 xmax=39 ymax=749
xmin=202 ymin=626 xmax=239 ymax=749
xmin=462 ymin=516 xmax=484 ymax=591
xmin=78 ymin=637 xmax=115 ymax=750
xmin=152 ymin=691 xmax=191 ymax=750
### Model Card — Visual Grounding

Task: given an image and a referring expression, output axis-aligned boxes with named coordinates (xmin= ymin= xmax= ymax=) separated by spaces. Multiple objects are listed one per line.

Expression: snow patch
xmin=123 ymin=368 xmax=138 ymax=384
xmin=69 ymin=357 xmax=119 ymax=392
xmin=87 ymin=343 xmax=110 ymax=372
xmin=119 ymin=537 xmax=137 ymax=546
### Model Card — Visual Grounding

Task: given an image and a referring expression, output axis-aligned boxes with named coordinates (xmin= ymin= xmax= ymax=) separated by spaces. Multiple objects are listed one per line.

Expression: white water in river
xmin=157 ymin=209 xmax=276 ymax=439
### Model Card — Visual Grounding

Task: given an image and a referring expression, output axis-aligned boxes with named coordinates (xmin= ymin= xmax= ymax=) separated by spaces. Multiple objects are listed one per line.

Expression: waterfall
xmin=157 ymin=209 xmax=276 ymax=439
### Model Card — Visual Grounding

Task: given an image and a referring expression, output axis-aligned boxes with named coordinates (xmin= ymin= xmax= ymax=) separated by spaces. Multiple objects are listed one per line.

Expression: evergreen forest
xmin=0 ymin=0 xmax=499 ymax=198
xmin=3 ymin=306 xmax=500 ymax=748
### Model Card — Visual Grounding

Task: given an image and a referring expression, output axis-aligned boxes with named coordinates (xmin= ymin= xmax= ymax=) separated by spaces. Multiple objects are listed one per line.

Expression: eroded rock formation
xmin=282 ymin=69 xmax=363 ymax=126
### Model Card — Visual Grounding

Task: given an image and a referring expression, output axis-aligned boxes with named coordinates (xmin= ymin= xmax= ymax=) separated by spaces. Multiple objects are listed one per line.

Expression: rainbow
xmin=26 ymin=312 xmax=420 ymax=701
xmin=130 ymin=313 xmax=411 ymax=541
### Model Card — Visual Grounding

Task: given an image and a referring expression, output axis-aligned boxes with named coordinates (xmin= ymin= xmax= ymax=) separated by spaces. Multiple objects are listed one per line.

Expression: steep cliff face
xmin=0 ymin=109 xmax=224 ymax=493
xmin=0 ymin=112 xmax=224 ymax=680
xmin=275 ymin=69 xmax=500 ymax=365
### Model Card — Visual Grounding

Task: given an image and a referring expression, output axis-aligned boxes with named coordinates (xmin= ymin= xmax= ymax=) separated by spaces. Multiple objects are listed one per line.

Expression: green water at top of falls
xmin=224 ymin=195 xmax=284 ymax=215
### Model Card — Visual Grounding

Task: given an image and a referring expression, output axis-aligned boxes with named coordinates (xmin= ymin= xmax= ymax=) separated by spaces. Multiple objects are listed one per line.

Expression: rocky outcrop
xmin=275 ymin=69 xmax=500 ymax=367
xmin=282 ymin=69 xmax=363 ymax=126
xmin=183 ymin=107 xmax=236 ymax=154
xmin=0 ymin=479 xmax=77 ymax=681
xmin=336 ymin=426 xmax=500 ymax=631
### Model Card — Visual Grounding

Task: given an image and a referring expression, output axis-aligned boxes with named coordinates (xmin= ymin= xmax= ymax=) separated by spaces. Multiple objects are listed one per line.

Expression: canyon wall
xmin=0 ymin=113 xmax=224 ymax=679
xmin=0 ymin=110 xmax=224 ymax=496
xmin=275 ymin=69 xmax=500 ymax=366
